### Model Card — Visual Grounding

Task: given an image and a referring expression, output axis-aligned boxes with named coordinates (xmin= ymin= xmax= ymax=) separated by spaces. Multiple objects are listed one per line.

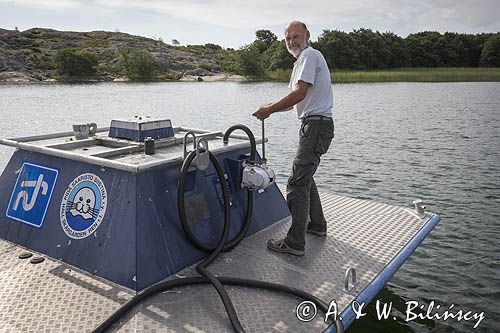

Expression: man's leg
xmin=308 ymin=178 xmax=327 ymax=233
xmin=308 ymin=121 xmax=334 ymax=234
xmin=283 ymin=123 xmax=321 ymax=251
xmin=284 ymin=166 xmax=317 ymax=251
xmin=268 ymin=121 xmax=333 ymax=254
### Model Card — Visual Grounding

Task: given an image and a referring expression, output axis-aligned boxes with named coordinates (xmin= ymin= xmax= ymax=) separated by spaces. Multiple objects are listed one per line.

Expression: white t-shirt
xmin=288 ymin=46 xmax=333 ymax=119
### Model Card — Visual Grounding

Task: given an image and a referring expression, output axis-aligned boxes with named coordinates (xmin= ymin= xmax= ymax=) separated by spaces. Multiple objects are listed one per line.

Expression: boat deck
xmin=0 ymin=127 xmax=254 ymax=173
xmin=0 ymin=190 xmax=439 ymax=332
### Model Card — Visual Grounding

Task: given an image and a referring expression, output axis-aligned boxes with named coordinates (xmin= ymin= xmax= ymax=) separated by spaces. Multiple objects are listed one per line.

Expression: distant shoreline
xmin=1 ymin=68 xmax=499 ymax=84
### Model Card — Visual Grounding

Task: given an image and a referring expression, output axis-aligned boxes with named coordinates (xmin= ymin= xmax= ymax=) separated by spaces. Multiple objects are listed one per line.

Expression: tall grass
xmin=265 ymin=68 xmax=500 ymax=83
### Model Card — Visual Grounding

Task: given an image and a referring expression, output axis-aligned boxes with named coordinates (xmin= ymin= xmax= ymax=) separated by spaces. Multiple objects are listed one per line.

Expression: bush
xmin=119 ymin=50 xmax=157 ymax=79
xmin=54 ymin=49 xmax=98 ymax=77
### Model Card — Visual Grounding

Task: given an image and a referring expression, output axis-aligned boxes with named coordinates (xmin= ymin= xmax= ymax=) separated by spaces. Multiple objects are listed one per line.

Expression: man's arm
xmin=253 ymin=80 xmax=310 ymax=120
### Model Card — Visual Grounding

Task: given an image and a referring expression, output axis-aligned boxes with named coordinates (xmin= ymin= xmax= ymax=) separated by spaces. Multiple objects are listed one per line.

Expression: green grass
xmin=265 ymin=68 xmax=500 ymax=83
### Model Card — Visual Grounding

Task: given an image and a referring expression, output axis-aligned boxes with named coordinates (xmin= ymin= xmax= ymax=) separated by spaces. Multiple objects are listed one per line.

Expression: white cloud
xmin=1 ymin=0 xmax=498 ymax=45
xmin=0 ymin=0 xmax=81 ymax=9
xmin=85 ymin=0 xmax=499 ymax=34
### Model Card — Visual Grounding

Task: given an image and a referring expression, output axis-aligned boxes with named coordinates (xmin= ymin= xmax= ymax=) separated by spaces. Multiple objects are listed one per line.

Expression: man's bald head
xmin=285 ymin=21 xmax=309 ymax=34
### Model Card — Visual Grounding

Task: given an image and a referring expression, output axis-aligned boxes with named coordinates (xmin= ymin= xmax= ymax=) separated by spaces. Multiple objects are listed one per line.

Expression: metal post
xmin=261 ymin=120 xmax=266 ymax=162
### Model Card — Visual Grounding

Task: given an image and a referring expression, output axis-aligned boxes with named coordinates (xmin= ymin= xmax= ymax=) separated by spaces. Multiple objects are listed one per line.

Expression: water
xmin=0 ymin=81 xmax=499 ymax=332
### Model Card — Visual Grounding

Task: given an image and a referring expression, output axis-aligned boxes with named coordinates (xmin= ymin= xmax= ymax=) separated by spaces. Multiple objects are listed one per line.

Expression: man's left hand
xmin=253 ymin=103 xmax=273 ymax=120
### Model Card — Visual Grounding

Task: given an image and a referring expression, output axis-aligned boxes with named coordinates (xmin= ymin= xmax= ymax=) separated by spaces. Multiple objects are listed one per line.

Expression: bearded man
xmin=253 ymin=20 xmax=334 ymax=256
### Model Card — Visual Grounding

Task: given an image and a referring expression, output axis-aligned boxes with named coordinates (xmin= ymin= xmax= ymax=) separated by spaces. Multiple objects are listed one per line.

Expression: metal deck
xmin=0 ymin=190 xmax=439 ymax=332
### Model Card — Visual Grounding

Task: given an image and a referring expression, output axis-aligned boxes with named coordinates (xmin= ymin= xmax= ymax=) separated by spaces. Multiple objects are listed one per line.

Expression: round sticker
xmin=60 ymin=173 xmax=107 ymax=239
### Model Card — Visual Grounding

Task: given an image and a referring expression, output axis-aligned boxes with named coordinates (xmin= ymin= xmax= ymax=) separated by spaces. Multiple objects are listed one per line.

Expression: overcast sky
xmin=1 ymin=0 xmax=499 ymax=48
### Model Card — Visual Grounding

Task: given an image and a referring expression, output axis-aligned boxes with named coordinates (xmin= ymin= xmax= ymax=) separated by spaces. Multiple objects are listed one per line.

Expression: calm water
xmin=0 ymin=82 xmax=499 ymax=332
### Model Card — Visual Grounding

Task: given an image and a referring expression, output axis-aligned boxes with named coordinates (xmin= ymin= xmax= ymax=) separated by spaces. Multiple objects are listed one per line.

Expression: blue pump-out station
xmin=0 ymin=117 xmax=289 ymax=291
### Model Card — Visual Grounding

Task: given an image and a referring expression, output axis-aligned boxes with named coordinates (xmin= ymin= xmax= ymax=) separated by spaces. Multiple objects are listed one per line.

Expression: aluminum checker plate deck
xmin=0 ymin=190 xmax=439 ymax=332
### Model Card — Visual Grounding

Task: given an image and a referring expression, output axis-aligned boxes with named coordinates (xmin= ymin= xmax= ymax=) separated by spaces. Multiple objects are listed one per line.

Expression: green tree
xmin=382 ymin=32 xmax=410 ymax=67
xmin=216 ymin=49 xmax=239 ymax=73
xmin=262 ymin=40 xmax=295 ymax=70
xmin=480 ymin=34 xmax=500 ymax=66
xmin=458 ymin=34 xmax=486 ymax=67
xmin=119 ymin=50 xmax=157 ymax=79
xmin=406 ymin=32 xmax=442 ymax=67
xmin=255 ymin=29 xmax=278 ymax=48
xmin=314 ymin=30 xmax=359 ymax=69
xmin=54 ymin=49 xmax=98 ymax=77
xmin=234 ymin=43 xmax=264 ymax=76
xmin=350 ymin=28 xmax=392 ymax=69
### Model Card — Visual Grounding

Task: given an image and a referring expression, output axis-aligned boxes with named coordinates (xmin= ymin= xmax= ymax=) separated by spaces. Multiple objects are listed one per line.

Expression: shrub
xmin=54 ymin=48 xmax=98 ymax=77
xmin=119 ymin=50 xmax=157 ymax=79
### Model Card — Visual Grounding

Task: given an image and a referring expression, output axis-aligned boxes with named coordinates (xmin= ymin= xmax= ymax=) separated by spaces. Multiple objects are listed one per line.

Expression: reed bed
xmin=265 ymin=68 xmax=500 ymax=83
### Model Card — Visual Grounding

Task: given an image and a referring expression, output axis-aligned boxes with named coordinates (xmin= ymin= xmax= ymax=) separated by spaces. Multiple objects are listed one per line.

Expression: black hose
xmin=179 ymin=126 xmax=255 ymax=252
xmin=94 ymin=150 xmax=244 ymax=333
xmin=92 ymin=276 xmax=332 ymax=333
xmin=190 ymin=151 xmax=244 ymax=332
xmin=222 ymin=124 xmax=257 ymax=163
xmin=93 ymin=128 xmax=345 ymax=333
xmin=177 ymin=150 xmax=226 ymax=252
xmin=177 ymin=151 xmax=253 ymax=253
xmin=220 ymin=124 xmax=256 ymax=250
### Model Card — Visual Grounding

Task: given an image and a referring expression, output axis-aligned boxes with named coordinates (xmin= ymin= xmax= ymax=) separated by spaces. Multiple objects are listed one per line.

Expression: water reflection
xmin=0 ymin=81 xmax=499 ymax=332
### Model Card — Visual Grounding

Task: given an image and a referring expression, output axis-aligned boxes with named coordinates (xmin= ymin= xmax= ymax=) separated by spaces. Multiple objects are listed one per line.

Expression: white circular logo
xmin=60 ymin=173 xmax=107 ymax=239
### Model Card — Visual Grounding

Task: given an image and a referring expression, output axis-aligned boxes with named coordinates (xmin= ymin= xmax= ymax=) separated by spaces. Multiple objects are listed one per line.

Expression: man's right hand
xmin=253 ymin=103 xmax=274 ymax=120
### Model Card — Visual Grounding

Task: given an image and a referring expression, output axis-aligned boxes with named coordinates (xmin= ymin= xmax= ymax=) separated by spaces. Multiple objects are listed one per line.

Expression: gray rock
xmin=184 ymin=68 xmax=212 ymax=76
xmin=0 ymin=71 xmax=37 ymax=82
xmin=0 ymin=27 xmax=228 ymax=81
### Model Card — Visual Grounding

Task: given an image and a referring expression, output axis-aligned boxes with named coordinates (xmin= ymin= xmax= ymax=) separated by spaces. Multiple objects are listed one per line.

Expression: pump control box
xmin=109 ymin=117 xmax=174 ymax=142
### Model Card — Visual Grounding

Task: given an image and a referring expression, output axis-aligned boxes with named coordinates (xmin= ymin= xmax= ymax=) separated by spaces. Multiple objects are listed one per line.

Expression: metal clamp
xmin=194 ymin=138 xmax=209 ymax=171
xmin=344 ymin=267 xmax=358 ymax=292
xmin=183 ymin=131 xmax=196 ymax=159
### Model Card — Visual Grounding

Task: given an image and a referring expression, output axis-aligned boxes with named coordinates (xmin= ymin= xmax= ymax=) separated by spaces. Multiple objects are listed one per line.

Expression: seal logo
xmin=60 ymin=173 xmax=107 ymax=239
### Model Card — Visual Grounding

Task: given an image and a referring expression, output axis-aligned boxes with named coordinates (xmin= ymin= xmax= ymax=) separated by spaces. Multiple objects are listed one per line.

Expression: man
xmin=253 ymin=20 xmax=334 ymax=256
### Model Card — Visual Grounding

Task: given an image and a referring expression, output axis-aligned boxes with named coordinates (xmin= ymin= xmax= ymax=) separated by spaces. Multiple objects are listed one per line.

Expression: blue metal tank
xmin=0 ymin=120 xmax=289 ymax=291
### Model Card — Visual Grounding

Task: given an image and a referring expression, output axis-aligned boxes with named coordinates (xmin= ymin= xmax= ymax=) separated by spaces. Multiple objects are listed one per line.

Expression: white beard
xmin=287 ymin=40 xmax=308 ymax=58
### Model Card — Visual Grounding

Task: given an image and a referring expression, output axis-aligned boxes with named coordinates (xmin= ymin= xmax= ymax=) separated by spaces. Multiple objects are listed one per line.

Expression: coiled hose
xmin=92 ymin=125 xmax=344 ymax=333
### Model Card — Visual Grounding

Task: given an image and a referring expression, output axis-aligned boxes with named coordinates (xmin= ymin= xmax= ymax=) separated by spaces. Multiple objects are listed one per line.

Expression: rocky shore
xmin=0 ymin=28 xmax=246 ymax=82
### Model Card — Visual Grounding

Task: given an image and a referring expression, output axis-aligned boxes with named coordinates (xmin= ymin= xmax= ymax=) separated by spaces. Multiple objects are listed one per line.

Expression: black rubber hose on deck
xmin=187 ymin=151 xmax=244 ymax=332
xmin=92 ymin=277 xmax=334 ymax=333
xmin=94 ymin=150 xmax=244 ymax=333
xmin=93 ymin=140 xmax=345 ymax=333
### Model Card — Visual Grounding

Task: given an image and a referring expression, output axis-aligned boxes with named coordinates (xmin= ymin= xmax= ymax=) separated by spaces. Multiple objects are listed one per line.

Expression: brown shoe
xmin=267 ymin=239 xmax=305 ymax=256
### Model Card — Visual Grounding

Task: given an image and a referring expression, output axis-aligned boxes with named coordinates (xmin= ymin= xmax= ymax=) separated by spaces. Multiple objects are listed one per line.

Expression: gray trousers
xmin=284 ymin=119 xmax=334 ymax=251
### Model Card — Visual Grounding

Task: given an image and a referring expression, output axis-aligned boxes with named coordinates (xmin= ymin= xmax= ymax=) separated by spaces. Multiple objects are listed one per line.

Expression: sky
xmin=1 ymin=0 xmax=499 ymax=48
